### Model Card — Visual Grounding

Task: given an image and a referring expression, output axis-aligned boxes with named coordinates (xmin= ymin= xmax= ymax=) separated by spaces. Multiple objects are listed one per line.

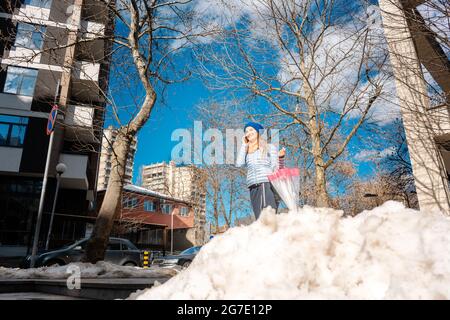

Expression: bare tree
xmin=194 ymin=100 xmax=250 ymax=231
xmin=195 ymin=0 xmax=389 ymax=207
xmin=83 ymin=0 xmax=211 ymax=262
xmin=377 ymin=119 xmax=419 ymax=209
xmin=0 ymin=0 xmax=211 ymax=261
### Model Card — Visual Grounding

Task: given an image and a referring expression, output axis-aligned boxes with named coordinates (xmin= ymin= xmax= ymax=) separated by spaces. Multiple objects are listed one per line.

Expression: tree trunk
xmin=308 ymin=108 xmax=330 ymax=208
xmin=315 ymin=164 xmax=329 ymax=207
xmin=84 ymin=129 xmax=130 ymax=263
xmin=302 ymin=66 xmax=330 ymax=208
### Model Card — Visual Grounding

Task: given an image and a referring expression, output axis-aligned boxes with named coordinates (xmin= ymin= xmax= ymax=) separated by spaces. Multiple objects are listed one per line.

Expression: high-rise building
xmin=97 ymin=126 xmax=137 ymax=191
xmin=141 ymin=161 xmax=207 ymax=245
xmin=0 ymin=0 xmax=113 ymax=265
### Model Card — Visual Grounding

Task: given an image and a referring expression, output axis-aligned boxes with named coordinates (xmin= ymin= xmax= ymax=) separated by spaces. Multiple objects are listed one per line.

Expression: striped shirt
xmin=236 ymin=143 xmax=279 ymax=187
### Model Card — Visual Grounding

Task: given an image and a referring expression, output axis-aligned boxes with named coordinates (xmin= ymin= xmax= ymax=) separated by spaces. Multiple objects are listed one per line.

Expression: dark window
xmin=161 ymin=204 xmax=172 ymax=214
xmin=180 ymin=206 xmax=189 ymax=217
xmin=0 ymin=115 xmax=28 ymax=147
xmin=123 ymin=197 xmax=138 ymax=209
xmin=107 ymin=241 xmax=121 ymax=250
xmin=144 ymin=200 xmax=155 ymax=212
xmin=122 ymin=241 xmax=137 ymax=251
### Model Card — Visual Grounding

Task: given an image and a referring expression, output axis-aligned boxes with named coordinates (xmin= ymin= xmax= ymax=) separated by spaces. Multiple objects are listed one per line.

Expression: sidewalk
xmin=0 ymin=277 xmax=170 ymax=300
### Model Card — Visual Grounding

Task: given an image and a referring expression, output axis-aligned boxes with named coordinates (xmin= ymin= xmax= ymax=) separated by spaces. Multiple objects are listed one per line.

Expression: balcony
xmin=58 ymin=153 xmax=89 ymax=190
xmin=0 ymin=93 xmax=33 ymax=111
xmin=428 ymin=104 xmax=450 ymax=141
xmin=81 ymin=0 xmax=110 ymax=24
xmin=0 ymin=147 xmax=23 ymax=172
xmin=7 ymin=47 xmax=42 ymax=64
xmin=71 ymin=61 xmax=102 ymax=103
xmin=65 ymin=104 xmax=94 ymax=127
xmin=80 ymin=20 xmax=105 ymax=39
xmin=18 ymin=4 xmax=50 ymax=21
xmin=77 ymin=20 xmax=105 ymax=61
xmin=64 ymin=104 xmax=98 ymax=143
xmin=72 ymin=61 xmax=100 ymax=81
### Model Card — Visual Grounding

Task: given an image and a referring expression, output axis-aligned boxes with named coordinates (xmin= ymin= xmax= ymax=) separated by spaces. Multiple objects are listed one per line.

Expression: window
xmin=180 ymin=206 xmax=189 ymax=217
xmin=107 ymin=241 xmax=121 ymax=251
xmin=161 ymin=204 xmax=172 ymax=214
xmin=24 ymin=0 xmax=52 ymax=9
xmin=0 ymin=115 xmax=28 ymax=147
xmin=15 ymin=23 xmax=46 ymax=50
xmin=144 ymin=200 xmax=155 ymax=212
xmin=4 ymin=66 xmax=38 ymax=96
xmin=122 ymin=240 xmax=138 ymax=251
xmin=123 ymin=197 xmax=138 ymax=209
xmin=180 ymin=246 xmax=201 ymax=255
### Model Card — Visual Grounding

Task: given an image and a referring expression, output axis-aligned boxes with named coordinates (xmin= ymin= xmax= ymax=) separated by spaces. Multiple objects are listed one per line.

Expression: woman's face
xmin=245 ymin=126 xmax=258 ymax=143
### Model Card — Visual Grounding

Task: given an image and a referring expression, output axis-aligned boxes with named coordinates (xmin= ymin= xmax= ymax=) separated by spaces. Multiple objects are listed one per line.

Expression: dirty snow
xmin=0 ymin=261 xmax=177 ymax=279
xmin=129 ymin=201 xmax=450 ymax=300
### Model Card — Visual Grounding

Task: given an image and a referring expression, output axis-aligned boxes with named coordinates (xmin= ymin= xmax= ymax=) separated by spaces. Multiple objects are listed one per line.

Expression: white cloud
xmin=190 ymin=0 xmax=402 ymax=126
xmin=354 ymin=146 xmax=396 ymax=163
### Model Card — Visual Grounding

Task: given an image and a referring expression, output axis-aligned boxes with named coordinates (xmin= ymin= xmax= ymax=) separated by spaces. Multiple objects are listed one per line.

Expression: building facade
xmin=0 ymin=0 xmax=113 ymax=266
xmin=95 ymin=184 xmax=195 ymax=252
xmin=141 ymin=161 xmax=207 ymax=245
xmin=97 ymin=126 xmax=137 ymax=191
xmin=379 ymin=0 xmax=450 ymax=214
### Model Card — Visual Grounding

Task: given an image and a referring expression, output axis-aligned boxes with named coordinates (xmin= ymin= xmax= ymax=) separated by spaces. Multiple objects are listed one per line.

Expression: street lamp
xmin=45 ymin=163 xmax=66 ymax=250
xmin=171 ymin=205 xmax=174 ymax=255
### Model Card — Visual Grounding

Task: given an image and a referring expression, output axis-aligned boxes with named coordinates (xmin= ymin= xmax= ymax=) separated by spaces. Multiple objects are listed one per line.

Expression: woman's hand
xmin=242 ymin=135 xmax=248 ymax=146
xmin=279 ymin=147 xmax=286 ymax=158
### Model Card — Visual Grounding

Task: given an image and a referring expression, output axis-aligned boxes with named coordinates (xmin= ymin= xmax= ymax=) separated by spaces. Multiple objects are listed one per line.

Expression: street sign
xmin=46 ymin=105 xmax=58 ymax=135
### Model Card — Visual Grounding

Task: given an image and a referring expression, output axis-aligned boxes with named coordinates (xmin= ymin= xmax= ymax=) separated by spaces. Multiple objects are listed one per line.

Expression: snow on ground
xmin=0 ymin=261 xmax=177 ymax=279
xmin=129 ymin=201 xmax=450 ymax=300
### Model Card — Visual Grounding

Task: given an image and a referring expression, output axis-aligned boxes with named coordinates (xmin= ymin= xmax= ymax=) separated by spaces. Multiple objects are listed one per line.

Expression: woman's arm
xmin=269 ymin=144 xmax=279 ymax=172
xmin=236 ymin=140 xmax=248 ymax=167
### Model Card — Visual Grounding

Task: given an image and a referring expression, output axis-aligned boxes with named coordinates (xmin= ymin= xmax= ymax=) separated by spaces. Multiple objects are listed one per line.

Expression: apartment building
xmin=379 ymin=0 xmax=450 ymax=214
xmin=141 ymin=161 xmax=207 ymax=245
xmin=0 ymin=0 xmax=113 ymax=264
xmin=97 ymin=126 xmax=137 ymax=191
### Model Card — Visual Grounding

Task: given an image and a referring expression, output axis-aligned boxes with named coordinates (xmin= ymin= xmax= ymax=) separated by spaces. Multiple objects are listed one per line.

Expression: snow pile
xmin=0 ymin=261 xmax=177 ymax=279
xmin=129 ymin=201 xmax=450 ymax=300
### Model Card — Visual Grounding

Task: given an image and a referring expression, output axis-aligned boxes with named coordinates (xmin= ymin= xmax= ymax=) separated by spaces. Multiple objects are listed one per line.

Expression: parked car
xmin=151 ymin=246 xmax=202 ymax=269
xmin=23 ymin=237 xmax=142 ymax=268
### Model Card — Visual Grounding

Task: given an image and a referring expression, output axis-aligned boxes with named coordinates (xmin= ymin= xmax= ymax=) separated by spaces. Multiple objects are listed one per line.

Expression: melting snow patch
xmin=0 ymin=261 xmax=177 ymax=279
xmin=128 ymin=201 xmax=450 ymax=300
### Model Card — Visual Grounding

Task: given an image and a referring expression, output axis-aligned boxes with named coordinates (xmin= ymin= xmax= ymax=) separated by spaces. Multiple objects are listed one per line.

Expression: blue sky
xmin=132 ymin=78 xmax=210 ymax=183
xmin=103 ymin=0 xmax=402 ymax=194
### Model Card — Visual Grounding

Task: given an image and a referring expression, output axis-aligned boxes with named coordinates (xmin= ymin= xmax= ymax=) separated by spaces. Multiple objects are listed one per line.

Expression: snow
xmin=0 ymin=261 xmax=177 ymax=279
xmin=128 ymin=201 xmax=450 ymax=300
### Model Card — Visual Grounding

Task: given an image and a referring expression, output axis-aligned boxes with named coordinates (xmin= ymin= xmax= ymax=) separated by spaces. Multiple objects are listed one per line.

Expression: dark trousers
xmin=249 ymin=182 xmax=279 ymax=220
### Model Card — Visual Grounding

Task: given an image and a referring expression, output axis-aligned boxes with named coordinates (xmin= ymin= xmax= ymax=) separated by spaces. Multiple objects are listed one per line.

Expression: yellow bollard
xmin=143 ymin=250 xmax=150 ymax=269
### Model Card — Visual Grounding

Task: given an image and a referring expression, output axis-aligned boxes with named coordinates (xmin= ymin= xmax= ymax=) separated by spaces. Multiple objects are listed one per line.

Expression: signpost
xmin=30 ymin=104 xmax=59 ymax=268
xmin=46 ymin=105 xmax=58 ymax=136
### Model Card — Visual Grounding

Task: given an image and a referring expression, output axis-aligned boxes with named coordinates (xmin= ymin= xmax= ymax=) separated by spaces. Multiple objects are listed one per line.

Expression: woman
xmin=236 ymin=122 xmax=285 ymax=220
